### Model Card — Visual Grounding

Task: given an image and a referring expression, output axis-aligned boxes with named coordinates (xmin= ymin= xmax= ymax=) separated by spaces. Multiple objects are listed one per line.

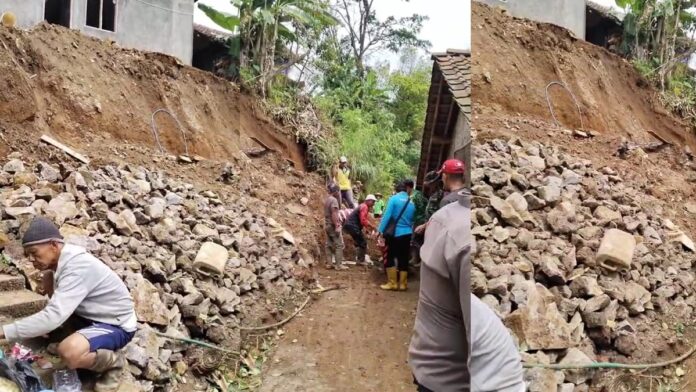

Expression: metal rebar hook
xmin=545 ymin=81 xmax=585 ymax=131
xmin=150 ymin=108 xmax=190 ymax=156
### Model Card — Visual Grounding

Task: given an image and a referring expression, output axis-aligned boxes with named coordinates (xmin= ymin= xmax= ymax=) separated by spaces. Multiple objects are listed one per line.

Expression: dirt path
xmin=259 ymin=267 xmax=419 ymax=392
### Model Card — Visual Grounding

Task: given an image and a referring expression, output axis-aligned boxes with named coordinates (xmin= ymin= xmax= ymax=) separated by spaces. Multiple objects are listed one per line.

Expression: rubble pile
xmin=0 ymin=153 xmax=307 ymax=390
xmin=471 ymin=139 xmax=696 ymax=391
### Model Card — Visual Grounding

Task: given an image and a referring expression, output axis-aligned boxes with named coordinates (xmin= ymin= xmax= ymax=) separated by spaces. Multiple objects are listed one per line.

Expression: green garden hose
xmin=524 ymin=345 xmax=696 ymax=370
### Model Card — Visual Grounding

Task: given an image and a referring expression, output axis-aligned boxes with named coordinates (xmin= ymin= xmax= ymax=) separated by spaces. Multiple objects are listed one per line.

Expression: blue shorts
xmin=76 ymin=321 xmax=135 ymax=352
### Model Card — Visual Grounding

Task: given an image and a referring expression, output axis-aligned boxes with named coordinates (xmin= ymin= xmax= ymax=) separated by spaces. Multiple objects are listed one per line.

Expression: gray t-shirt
xmin=409 ymin=190 xmax=525 ymax=392
xmin=470 ymin=296 xmax=525 ymax=391
xmin=409 ymin=191 xmax=472 ymax=391
xmin=324 ymin=195 xmax=339 ymax=227
xmin=440 ymin=186 xmax=467 ymax=208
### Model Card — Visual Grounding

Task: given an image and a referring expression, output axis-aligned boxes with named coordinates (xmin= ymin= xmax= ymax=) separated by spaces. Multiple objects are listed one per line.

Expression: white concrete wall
xmin=449 ymin=112 xmax=471 ymax=186
xmin=0 ymin=1 xmax=44 ymax=28
xmin=1 ymin=0 xmax=193 ymax=64
xmin=477 ymin=0 xmax=586 ymax=39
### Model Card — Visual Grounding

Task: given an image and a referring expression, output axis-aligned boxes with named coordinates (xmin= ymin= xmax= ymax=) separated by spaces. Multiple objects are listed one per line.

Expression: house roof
xmin=417 ymin=49 xmax=471 ymax=188
xmin=586 ymin=0 xmax=625 ymax=24
xmin=431 ymin=49 xmax=471 ymax=123
xmin=194 ymin=23 xmax=232 ymax=42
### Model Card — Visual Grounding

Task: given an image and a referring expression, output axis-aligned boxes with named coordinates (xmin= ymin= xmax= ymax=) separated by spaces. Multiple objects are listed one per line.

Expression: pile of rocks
xmin=471 ymin=139 xmax=696 ymax=391
xmin=0 ymin=153 xmax=307 ymax=390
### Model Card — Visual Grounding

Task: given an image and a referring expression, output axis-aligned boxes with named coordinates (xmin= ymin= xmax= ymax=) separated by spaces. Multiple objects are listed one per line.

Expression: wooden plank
xmin=40 ymin=135 xmax=90 ymax=164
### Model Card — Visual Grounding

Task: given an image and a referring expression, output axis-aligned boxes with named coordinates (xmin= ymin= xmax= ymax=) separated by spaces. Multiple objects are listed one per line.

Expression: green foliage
xmin=313 ymin=48 xmax=429 ymax=193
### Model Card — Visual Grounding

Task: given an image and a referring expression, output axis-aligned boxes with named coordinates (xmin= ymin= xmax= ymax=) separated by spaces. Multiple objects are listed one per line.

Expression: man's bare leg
xmin=57 ymin=332 xmax=96 ymax=369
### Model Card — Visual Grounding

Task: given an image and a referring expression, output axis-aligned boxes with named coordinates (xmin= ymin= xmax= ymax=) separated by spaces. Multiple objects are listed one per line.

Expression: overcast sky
xmin=194 ymin=0 xmax=471 ymax=56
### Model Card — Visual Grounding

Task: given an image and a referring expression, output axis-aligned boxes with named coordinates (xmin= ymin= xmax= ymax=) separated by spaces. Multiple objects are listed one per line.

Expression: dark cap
xmin=328 ymin=183 xmax=340 ymax=194
xmin=22 ymin=217 xmax=64 ymax=247
xmin=424 ymin=170 xmax=441 ymax=185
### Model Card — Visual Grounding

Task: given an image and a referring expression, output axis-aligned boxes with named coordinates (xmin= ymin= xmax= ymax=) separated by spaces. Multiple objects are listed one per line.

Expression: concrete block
xmin=193 ymin=242 xmax=228 ymax=276
xmin=0 ymin=290 xmax=47 ymax=318
xmin=0 ymin=274 xmax=25 ymax=292
xmin=597 ymin=229 xmax=635 ymax=271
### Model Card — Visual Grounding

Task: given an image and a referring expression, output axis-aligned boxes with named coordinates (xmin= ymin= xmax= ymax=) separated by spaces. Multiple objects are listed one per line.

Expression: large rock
xmin=560 ymin=348 xmax=593 ymax=384
xmin=490 ymin=196 xmax=524 ymax=227
xmin=537 ymin=177 xmax=562 ymax=204
xmin=546 ymin=202 xmax=578 ymax=234
xmin=569 ymin=276 xmax=603 ymax=298
xmin=596 ymin=229 xmax=635 ymax=271
xmin=129 ymin=275 xmax=169 ymax=326
xmin=593 ymin=206 xmax=621 ymax=225
xmin=623 ymin=282 xmax=651 ymax=315
xmin=108 ymin=209 xmax=140 ymax=236
xmin=505 ymin=282 xmax=575 ymax=350
xmin=3 ymin=159 xmax=24 ymax=173
xmin=45 ymin=193 xmax=79 ymax=224
xmin=144 ymin=198 xmax=166 ymax=220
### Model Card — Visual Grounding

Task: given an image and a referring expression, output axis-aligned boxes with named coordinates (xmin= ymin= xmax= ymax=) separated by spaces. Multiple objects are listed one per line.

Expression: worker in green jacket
xmin=373 ymin=193 xmax=386 ymax=218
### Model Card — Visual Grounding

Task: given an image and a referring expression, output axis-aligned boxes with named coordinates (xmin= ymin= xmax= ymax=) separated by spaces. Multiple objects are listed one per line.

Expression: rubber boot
xmin=398 ymin=271 xmax=408 ymax=291
xmin=91 ymin=349 xmax=124 ymax=392
xmin=380 ymin=267 xmax=398 ymax=290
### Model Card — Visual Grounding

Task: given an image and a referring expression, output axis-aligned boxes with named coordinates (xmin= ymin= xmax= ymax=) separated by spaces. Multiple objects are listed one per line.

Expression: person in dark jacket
xmin=343 ymin=194 xmax=377 ymax=265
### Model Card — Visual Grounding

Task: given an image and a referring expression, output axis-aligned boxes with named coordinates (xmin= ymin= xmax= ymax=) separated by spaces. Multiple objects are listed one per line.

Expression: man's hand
xmin=415 ymin=224 xmax=426 ymax=234
xmin=335 ymin=224 xmax=342 ymax=233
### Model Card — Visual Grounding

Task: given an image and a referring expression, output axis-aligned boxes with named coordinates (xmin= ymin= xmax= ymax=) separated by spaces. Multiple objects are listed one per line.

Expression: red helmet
xmin=438 ymin=159 xmax=465 ymax=174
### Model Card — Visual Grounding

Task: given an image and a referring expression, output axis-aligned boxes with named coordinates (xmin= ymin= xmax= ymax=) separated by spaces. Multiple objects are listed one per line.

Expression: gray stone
xmin=145 ymin=198 xmax=166 ymax=220
xmin=505 ymin=282 xmax=574 ymax=350
xmin=593 ymin=206 xmax=621 ymax=225
xmin=570 ymin=276 xmax=603 ymax=298
xmin=488 ymin=170 xmax=511 ymax=187
xmin=506 ymin=192 xmax=528 ymax=212
xmin=524 ymin=192 xmax=547 ymax=210
xmin=537 ymin=177 xmax=562 ymax=204
xmin=560 ymin=348 xmax=593 ymax=384
xmin=546 ymin=202 xmax=578 ymax=234
xmin=3 ymin=159 xmax=24 ymax=173
xmin=490 ymin=196 xmax=524 ymax=227
xmin=38 ymin=162 xmax=61 ymax=182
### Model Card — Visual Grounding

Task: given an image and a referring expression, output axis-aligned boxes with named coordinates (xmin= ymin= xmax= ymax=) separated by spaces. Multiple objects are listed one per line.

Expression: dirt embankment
xmin=472 ymin=2 xmax=696 ymax=152
xmin=0 ymin=22 xmax=325 ymax=260
xmin=472 ymin=2 xmax=696 ymax=240
xmin=0 ymin=23 xmax=305 ymax=169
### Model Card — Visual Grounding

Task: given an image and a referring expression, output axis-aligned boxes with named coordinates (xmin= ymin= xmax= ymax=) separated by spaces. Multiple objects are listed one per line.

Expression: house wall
xmin=477 ymin=0 xmax=586 ymax=39
xmin=1 ymin=0 xmax=193 ymax=64
xmin=449 ymin=112 xmax=471 ymax=187
xmin=0 ymin=1 xmax=44 ymax=28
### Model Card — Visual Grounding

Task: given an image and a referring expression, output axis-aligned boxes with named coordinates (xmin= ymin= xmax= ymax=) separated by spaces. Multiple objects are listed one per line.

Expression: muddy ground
xmin=259 ymin=267 xmax=419 ymax=392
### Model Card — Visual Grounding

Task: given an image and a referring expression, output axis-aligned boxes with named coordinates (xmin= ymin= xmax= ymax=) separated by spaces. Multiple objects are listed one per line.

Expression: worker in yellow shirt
xmin=335 ymin=156 xmax=356 ymax=208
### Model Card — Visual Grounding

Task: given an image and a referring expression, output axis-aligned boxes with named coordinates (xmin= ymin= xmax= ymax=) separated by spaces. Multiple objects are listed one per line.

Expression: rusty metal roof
xmin=431 ymin=50 xmax=471 ymax=123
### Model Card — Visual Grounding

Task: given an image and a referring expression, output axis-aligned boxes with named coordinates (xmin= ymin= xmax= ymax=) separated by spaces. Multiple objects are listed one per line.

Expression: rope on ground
xmin=524 ymin=344 xmax=696 ymax=370
xmin=240 ymin=286 xmax=342 ymax=332
xmin=150 ymin=109 xmax=190 ymax=156
xmin=544 ymin=81 xmax=585 ymax=131
xmin=153 ymin=331 xmax=240 ymax=355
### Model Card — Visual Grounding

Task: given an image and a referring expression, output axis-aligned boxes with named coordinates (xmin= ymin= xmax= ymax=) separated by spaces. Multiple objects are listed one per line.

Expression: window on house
xmin=86 ymin=0 xmax=115 ymax=31
xmin=45 ymin=0 xmax=72 ymax=27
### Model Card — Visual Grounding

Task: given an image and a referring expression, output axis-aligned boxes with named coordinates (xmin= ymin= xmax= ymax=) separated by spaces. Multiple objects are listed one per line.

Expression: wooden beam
xmin=424 ymin=74 xmax=444 ymax=175
xmin=40 ymin=135 xmax=90 ymax=164
xmin=442 ymin=99 xmax=457 ymax=139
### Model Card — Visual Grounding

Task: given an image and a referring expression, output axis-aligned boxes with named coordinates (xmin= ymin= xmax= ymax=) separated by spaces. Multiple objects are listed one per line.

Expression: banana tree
xmin=200 ymin=0 xmax=336 ymax=94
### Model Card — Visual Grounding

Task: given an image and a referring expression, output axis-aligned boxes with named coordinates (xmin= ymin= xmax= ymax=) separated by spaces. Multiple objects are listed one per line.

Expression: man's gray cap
xmin=22 ymin=217 xmax=64 ymax=246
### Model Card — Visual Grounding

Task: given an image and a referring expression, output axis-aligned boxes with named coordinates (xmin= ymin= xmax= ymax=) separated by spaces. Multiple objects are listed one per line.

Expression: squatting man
xmin=0 ymin=217 xmax=136 ymax=392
